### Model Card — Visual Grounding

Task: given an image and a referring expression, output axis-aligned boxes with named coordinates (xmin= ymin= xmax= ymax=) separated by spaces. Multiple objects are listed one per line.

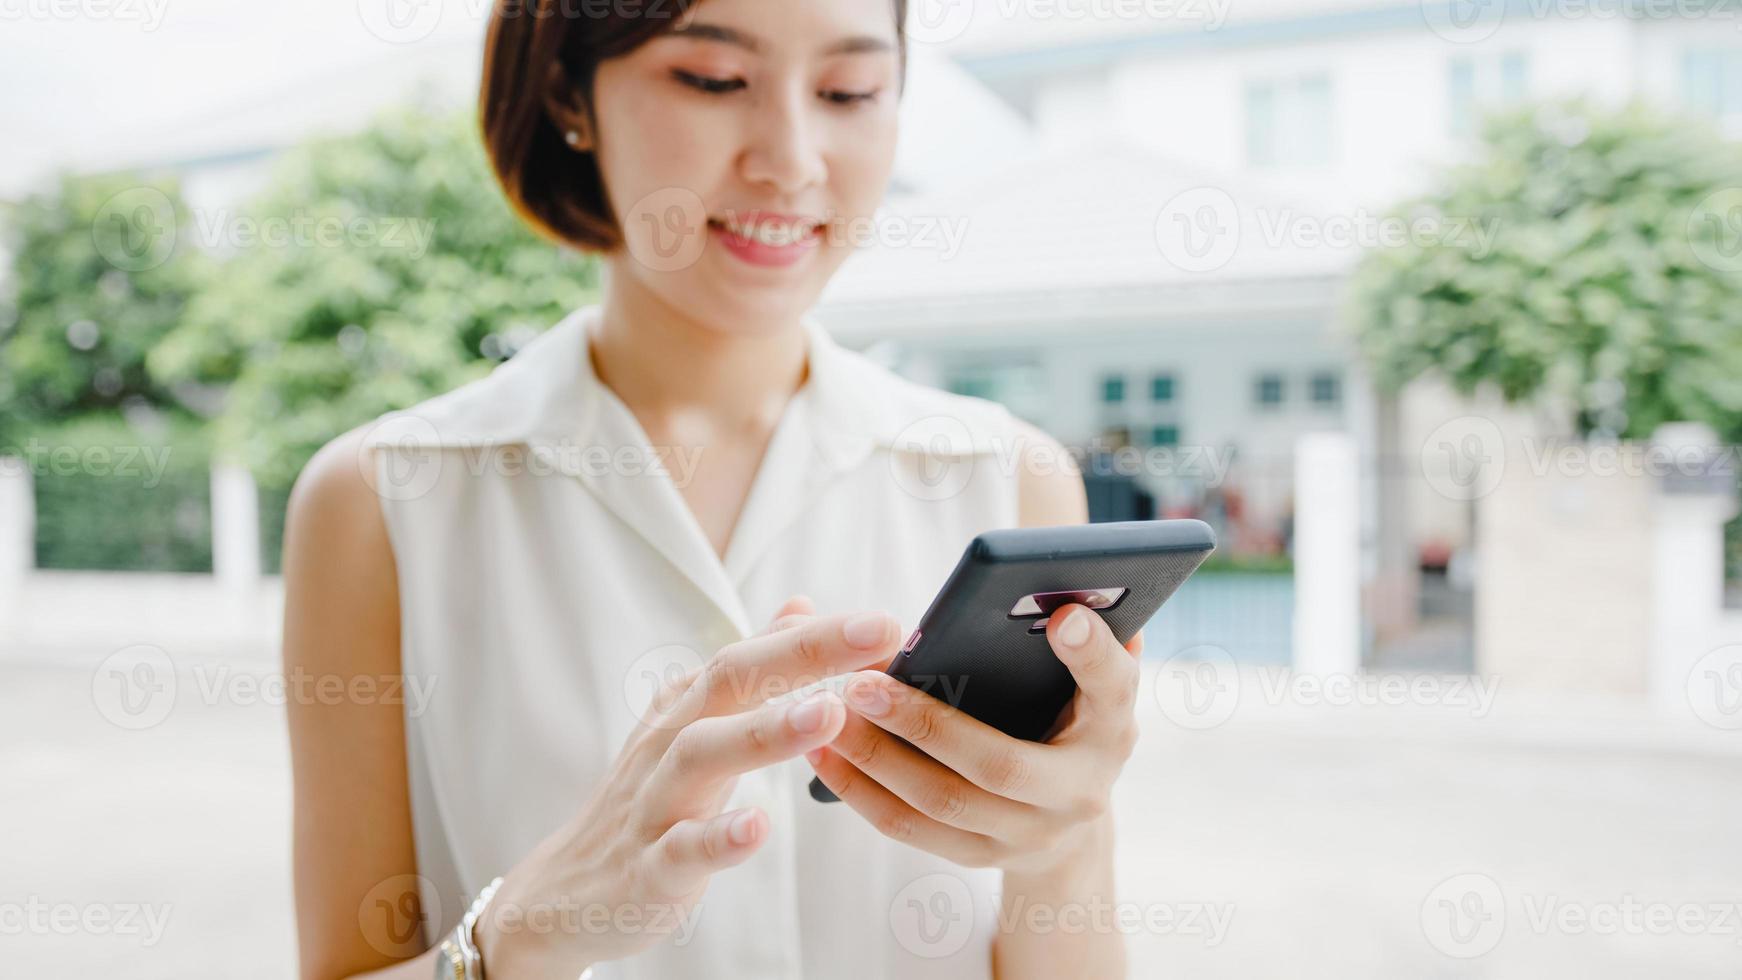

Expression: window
xmin=1684 ymin=49 xmax=1742 ymax=119
xmin=1101 ymin=375 xmax=1126 ymax=404
xmin=1500 ymin=51 xmax=1528 ymax=99
xmin=1245 ymin=73 xmax=1334 ymax=168
xmin=1310 ymin=371 xmax=1342 ymax=407
xmin=948 ymin=376 xmax=995 ymax=400
xmin=1150 ymin=373 xmax=1176 ymax=403
xmin=942 ymin=360 xmax=1049 ymax=422
xmin=1149 ymin=425 xmax=1180 ymax=448
xmin=1449 ymin=52 xmax=1530 ymax=139
xmin=1254 ymin=373 xmax=1285 ymax=408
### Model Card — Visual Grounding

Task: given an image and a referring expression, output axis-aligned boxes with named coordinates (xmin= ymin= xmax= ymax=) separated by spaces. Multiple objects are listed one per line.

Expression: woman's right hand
xmin=473 ymin=597 xmax=902 ymax=977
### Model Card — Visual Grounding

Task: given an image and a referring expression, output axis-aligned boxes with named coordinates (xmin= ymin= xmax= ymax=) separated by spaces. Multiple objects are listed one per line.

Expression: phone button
xmin=901 ymin=629 xmax=922 ymax=653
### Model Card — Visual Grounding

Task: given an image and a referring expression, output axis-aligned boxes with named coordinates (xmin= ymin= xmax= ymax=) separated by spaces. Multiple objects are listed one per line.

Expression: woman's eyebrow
xmin=667 ymin=22 xmax=895 ymax=56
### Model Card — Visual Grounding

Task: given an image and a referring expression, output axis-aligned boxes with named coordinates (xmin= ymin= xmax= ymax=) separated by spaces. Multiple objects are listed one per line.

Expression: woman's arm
xmin=283 ymin=426 xmax=437 ymax=980
xmin=994 ymin=422 xmax=1126 ymax=979
xmin=284 ymin=427 xmax=908 ymax=979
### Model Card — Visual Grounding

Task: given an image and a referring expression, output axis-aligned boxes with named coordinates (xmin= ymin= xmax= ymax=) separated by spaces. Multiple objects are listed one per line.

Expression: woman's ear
xmin=543 ymin=60 xmax=595 ymax=153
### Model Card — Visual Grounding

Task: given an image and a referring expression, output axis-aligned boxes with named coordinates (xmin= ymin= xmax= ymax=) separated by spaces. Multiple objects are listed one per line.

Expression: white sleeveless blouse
xmin=360 ymin=303 xmax=1030 ymax=979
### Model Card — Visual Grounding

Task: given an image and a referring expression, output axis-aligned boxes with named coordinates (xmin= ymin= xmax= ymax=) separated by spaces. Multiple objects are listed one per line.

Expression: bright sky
xmin=1 ymin=0 xmax=489 ymax=194
xmin=0 ymin=0 xmax=1362 ymax=196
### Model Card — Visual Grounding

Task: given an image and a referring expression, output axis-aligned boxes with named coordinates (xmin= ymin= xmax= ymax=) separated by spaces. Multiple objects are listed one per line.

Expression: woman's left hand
xmin=804 ymin=602 xmax=1143 ymax=876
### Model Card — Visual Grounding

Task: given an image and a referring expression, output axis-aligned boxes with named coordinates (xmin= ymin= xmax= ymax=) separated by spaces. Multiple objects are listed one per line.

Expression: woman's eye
xmin=822 ymin=90 xmax=879 ymax=106
xmin=672 ymin=69 xmax=745 ymax=94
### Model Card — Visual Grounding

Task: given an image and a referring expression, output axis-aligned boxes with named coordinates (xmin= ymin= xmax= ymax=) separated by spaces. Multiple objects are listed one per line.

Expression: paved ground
xmin=4 ymin=645 xmax=1742 ymax=978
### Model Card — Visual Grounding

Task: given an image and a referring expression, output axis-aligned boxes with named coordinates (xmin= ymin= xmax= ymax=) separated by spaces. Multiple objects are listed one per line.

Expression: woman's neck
xmin=589 ymin=275 xmax=810 ymax=439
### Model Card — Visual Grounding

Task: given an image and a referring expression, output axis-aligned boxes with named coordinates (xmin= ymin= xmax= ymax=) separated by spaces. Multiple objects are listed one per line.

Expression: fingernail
xmin=727 ymin=809 xmax=758 ymax=846
xmin=1059 ymin=609 xmax=1092 ymax=648
xmin=789 ymin=693 xmax=833 ymax=733
xmin=844 ymin=612 xmax=890 ymax=648
xmin=850 ymin=675 xmax=892 ymax=716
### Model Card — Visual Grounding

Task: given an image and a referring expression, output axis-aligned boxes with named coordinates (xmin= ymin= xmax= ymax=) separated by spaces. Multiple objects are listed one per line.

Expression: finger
xmin=642 ymin=807 xmax=767 ymax=897
xmin=671 ymin=611 xmax=900 ymax=726
xmin=758 ymin=594 xmax=817 ymax=636
xmin=827 ymin=711 xmax=1047 ymax=838
xmin=841 ymin=670 xmax=1066 ymax=807
xmin=1125 ymin=630 xmax=1145 ymax=656
xmin=805 ymin=746 xmax=998 ymax=866
xmin=641 ymin=691 xmax=846 ymax=822
xmin=1046 ymin=604 xmax=1141 ymax=726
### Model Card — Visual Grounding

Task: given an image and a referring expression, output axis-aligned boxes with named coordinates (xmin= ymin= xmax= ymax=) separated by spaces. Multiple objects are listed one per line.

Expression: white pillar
xmin=1649 ymin=423 xmax=1739 ymax=717
xmin=0 ymin=455 xmax=34 ymax=643
xmin=210 ymin=461 xmax=261 ymax=631
xmin=1293 ymin=432 xmax=1362 ymax=675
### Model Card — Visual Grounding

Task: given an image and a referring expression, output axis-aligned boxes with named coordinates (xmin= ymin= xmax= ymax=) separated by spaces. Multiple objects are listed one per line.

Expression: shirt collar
xmin=365 ymin=303 xmax=1003 ymax=464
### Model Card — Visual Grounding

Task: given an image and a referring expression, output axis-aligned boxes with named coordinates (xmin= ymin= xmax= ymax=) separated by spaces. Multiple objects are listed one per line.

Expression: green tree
xmin=148 ymin=102 xmax=602 ymax=490
xmin=1349 ymin=100 xmax=1742 ymax=441
xmin=0 ymin=173 xmax=205 ymax=448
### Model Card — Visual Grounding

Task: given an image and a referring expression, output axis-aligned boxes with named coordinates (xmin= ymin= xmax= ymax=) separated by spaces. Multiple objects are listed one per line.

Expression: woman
xmin=283 ymin=0 xmax=1145 ymax=977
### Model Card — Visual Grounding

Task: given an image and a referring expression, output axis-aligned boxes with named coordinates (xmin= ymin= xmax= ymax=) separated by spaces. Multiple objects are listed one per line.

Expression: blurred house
xmin=815 ymin=135 xmax=1359 ymax=541
xmin=815 ymin=0 xmax=1742 ymax=666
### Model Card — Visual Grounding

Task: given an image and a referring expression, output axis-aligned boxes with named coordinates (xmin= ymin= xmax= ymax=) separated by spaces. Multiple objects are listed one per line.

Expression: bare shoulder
xmin=1010 ymin=417 xmax=1089 ymax=529
xmin=282 ymin=424 xmax=401 ymax=674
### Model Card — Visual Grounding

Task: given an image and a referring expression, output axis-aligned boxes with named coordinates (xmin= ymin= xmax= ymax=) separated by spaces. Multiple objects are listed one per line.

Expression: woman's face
xmin=587 ymin=0 xmax=902 ymax=335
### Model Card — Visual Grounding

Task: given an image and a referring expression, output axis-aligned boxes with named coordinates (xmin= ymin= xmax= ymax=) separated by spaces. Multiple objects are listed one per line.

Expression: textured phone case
xmin=811 ymin=520 xmax=1216 ymax=803
xmin=888 ymin=519 xmax=1216 ymax=742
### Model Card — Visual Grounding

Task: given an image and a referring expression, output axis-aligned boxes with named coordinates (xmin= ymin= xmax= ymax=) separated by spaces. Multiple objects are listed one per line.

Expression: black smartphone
xmin=810 ymin=518 xmax=1216 ymax=803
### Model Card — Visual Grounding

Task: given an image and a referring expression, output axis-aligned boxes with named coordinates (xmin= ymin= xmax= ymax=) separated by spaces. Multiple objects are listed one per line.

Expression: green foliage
xmin=29 ymin=415 xmax=214 ymax=572
xmin=148 ymin=103 xmax=602 ymax=488
xmin=1349 ymin=100 xmax=1742 ymax=442
xmin=0 ymin=173 xmax=206 ymax=448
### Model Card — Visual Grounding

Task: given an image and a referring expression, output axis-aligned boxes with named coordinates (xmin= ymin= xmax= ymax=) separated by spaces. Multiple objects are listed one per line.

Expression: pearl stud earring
xmin=564 ymin=130 xmax=580 ymax=147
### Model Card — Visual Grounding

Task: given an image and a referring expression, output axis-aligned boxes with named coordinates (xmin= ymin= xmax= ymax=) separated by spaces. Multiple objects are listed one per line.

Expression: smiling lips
xmin=706 ymin=210 xmax=824 ymax=268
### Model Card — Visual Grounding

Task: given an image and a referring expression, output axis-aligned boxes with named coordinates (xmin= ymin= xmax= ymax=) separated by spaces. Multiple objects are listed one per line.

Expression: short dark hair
xmin=480 ymin=0 xmax=908 ymax=253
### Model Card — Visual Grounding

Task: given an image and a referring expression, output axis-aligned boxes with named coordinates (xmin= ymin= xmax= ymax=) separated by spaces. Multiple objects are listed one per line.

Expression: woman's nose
xmin=739 ymin=84 xmax=828 ymax=195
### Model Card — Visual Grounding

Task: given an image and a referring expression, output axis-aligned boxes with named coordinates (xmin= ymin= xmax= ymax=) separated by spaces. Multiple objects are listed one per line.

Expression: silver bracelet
xmin=435 ymin=876 xmax=502 ymax=980
xmin=436 ymin=875 xmax=595 ymax=980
